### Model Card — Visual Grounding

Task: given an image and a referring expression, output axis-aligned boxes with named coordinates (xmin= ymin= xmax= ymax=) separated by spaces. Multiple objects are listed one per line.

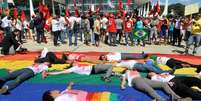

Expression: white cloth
xmin=1 ymin=16 xmax=12 ymax=28
xmin=100 ymin=17 xmax=108 ymax=29
xmin=52 ymin=19 xmax=61 ymax=32
xmin=68 ymin=16 xmax=76 ymax=30
xmin=28 ymin=63 xmax=48 ymax=74
xmin=106 ymin=52 xmax=121 ymax=62
xmin=123 ymin=70 xmax=140 ymax=87
xmin=40 ymin=47 xmax=48 ymax=58
xmin=156 ymin=57 xmax=170 ymax=65
xmin=15 ymin=19 xmax=22 ymax=30
xmin=151 ymin=73 xmax=175 ymax=82
xmin=68 ymin=54 xmax=84 ymax=61
xmin=59 ymin=16 xmax=67 ymax=30
xmin=55 ymin=93 xmax=77 ymax=101
xmin=115 ymin=60 xmax=137 ymax=69
xmin=67 ymin=64 xmax=93 ymax=75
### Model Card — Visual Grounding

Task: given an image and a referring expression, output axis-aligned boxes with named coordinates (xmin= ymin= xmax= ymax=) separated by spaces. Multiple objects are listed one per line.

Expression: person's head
xmin=147 ymin=72 xmax=157 ymax=79
xmin=13 ymin=29 xmax=20 ymax=36
xmin=99 ymin=54 xmax=107 ymax=61
xmin=42 ymin=90 xmax=61 ymax=101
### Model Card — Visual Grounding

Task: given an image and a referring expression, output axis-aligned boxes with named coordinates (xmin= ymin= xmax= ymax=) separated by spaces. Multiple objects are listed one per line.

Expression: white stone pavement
xmin=22 ymin=39 xmax=201 ymax=56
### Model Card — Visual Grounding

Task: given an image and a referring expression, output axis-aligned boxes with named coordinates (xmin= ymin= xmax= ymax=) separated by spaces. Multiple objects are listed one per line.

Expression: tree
xmin=168 ymin=3 xmax=185 ymax=16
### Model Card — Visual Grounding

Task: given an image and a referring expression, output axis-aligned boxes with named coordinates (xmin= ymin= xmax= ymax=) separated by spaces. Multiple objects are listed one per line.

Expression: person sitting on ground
xmin=1 ymin=29 xmax=27 ymax=55
xmin=120 ymin=70 xmax=189 ymax=101
xmin=42 ymin=63 xmax=113 ymax=82
xmin=0 ymin=61 xmax=51 ymax=94
xmin=34 ymin=47 xmax=67 ymax=64
xmin=148 ymin=55 xmax=201 ymax=74
xmin=148 ymin=72 xmax=201 ymax=100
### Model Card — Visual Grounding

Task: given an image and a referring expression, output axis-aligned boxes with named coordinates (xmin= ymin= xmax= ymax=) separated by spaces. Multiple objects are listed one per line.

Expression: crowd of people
xmin=0 ymin=47 xmax=200 ymax=101
xmin=0 ymin=11 xmax=201 ymax=55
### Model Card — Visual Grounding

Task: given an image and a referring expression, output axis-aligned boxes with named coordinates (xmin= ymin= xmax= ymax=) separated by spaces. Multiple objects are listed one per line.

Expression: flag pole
xmin=52 ymin=0 xmax=55 ymax=16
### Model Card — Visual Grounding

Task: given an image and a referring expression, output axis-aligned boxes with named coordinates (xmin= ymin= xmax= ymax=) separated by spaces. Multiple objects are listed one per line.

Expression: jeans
xmin=132 ymin=77 xmax=180 ymax=101
xmin=125 ymin=32 xmax=134 ymax=45
xmin=53 ymin=31 xmax=61 ymax=45
xmin=186 ymin=34 xmax=201 ymax=53
xmin=68 ymin=30 xmax=78 ymax=46
xmin=36 ymin=29 xmax=44 ymax=43
xmin=133 ymin=63 xmax=164 ymax=73
xmin=121 ymin=53 xmax=145 ymax=60
xmin=0 ymin=68 xmax=34 ymax=91
xmin=109 ymin=32 xmax=117 ymax=45
xmin=92 ymin=64 xmax=113 ymax=78
xmin=59 ymin=29 xmax=67 ymax=43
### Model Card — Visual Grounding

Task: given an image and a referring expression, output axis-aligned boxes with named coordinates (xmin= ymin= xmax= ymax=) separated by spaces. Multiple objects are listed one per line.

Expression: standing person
xmin=108 ymin=13 xmax=117 ymax=46
xmin=52 ymin=15 xmax=61 ymax=46
xmin=148 ymin=72 xmax=201 ymax=100
xmin=93 ymin=16 xmax=101 ymax=47
xmin=183 ymin=17 xmax=193 ymax=45
xmin=1 ymin=16 xmax=12 ymax=35
xmin=59 ymin=14 xmax=67 ymax=44
xmin=150 ymin=17 xmax=159 ymax=44
xmin=121 ymin=70 xmax=181 ymax=101
xmin=100 ymin=15 xmax=108 ymax=43
xmin=14 ymin=16 xmax=23 ymax=43
xmin=88 ymin=14 xmax=95 ymax=45
xmin=135 ymin=17 xmax=145 ymax=46
xmin=185 ymin=14 xmax=201 ymax=55
xmin=168 ymin=20 xmax=174 ymax=44
xmin=81 ymin=14 xmax=91 ymax=45
xmin=0 ymin=62 xmax=51 ymax=94
xmin=160 ymin=19 xmax=168 ymax=45
xmin=34 ymin=13 xmax=45 ymax=44
xmin=173 ymin=17 xmax=182 ymax=46
xmin=115 ymin=16 xmax=123 ymax=44
xmin=68 ymin=15 xmax=76 ymax=46
xmin=124 ymin=16 xmax=134 ymax=46
xmin=72 ymin=16 xmax=81 ymax=46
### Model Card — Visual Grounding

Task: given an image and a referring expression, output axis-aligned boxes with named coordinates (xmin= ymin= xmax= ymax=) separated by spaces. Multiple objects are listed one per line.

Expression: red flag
xmin=126 ymin=0 xmax=132 ymax=7
xmin=13 ymin=7 xmax=18 ymax=18
xmin=156 ymin=1 xmax=160 ymax=13
xmin=73 ymin=0 xmax=76 ymax=7
xmin=38 ymin=2 xmax=43 ymax=13
xmin=21 ymin=9 xmax=26 ymax=22
xmin=43 ymin=5 xmax=50 ymax=19
xmin=65 ymin=8 xmax=70 ymax=17
xmin=118 ymin=0 xmax=123 ymax=11
xmin=75 ymin=7 xmax=80 ymax=17
xmin=0 ymin=8 xmax=2 ymax=15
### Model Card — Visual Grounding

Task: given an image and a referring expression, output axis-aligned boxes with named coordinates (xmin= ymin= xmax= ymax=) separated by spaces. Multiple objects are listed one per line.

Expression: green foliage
xmin=168 ymin=3 xmax=185 ymax=16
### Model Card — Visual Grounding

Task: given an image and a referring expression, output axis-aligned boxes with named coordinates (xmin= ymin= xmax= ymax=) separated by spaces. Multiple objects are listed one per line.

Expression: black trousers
xmin=173 ymin=28 xmax=182 ymax=46
xmin=166 ymin=58 xmax=198 ymax=69
xmin=170 ymin=76 xmax=201 ymax=100
xmin=35 ymin=52 xmax=65 ymax=64
xmin=53 ymin=31 xmax=61 ymax=45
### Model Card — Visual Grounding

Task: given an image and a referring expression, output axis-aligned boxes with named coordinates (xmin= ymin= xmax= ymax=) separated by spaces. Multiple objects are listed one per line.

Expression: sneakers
xmin=177 ymin=97 xmax=192 ymax=101
xmin=0 ymin=85 xmax=8 ymax=94
xmin=101 ymin=76 xmax=111 ymax=83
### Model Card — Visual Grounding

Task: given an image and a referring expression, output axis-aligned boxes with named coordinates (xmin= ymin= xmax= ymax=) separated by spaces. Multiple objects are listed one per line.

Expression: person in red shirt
xmin=124 ymin=16 xmax=134 ymax=46
xmin=107 ymin=13 xmax=117 ymax=46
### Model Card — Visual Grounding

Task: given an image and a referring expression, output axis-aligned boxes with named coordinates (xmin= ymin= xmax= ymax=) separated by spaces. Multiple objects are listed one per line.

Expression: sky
xmin=159 ymin=0 xmax=201 ymax=5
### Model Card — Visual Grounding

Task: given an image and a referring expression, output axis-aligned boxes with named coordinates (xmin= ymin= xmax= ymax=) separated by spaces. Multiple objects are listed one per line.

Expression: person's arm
xmin=47 ymin=69 xmax=70 ymax=75
xmin=80 ymin=58 xmax=104 ymax=64
xmin=121 ymin=75 xmax=127 ymax=90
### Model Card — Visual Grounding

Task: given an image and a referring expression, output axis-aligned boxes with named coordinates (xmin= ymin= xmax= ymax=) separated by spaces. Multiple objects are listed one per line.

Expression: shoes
xmin=177 ymin=97 xmax=192 ymax=101
xmin=62 ymin=54 xmax=68 ymax=61
xmin=101 ymin=76 xmax=111 ymax=83
xmin=0 ymin=85 xmax=8 ymax=94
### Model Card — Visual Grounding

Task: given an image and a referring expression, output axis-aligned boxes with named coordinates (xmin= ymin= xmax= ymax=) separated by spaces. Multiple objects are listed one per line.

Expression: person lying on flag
xmin=0 ymin=61 xmax=51 ymax=94
xmin=148 ymin=55 xmax=201 ymax=74
xmin=148 ymin=72 xmax=201 ymax=100
xmin=120 ymin=70 xmax=190 ymax=101
xmin=42 ymin=63 xmax=113 ymax=83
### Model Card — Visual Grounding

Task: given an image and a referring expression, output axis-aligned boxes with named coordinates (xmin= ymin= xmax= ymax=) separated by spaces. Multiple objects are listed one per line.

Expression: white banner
xmin=185 ymin=3 xmax=199 ymax=16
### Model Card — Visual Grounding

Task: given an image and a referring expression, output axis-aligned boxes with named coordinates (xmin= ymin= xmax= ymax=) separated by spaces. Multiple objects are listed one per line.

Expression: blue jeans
xmin=109 ymin=32 xmax=117 ymax=45
xmin=68 ymin=30 xmax=78 ymax=46
xmin=121 ymin=53 xmax=145 ymax=60
xmin=59 ymin=29 xmax=67 ymax=42
xmin=0 ymin=68 xmax=34 ymax=91
xmin=125 ymin=32 xmax=134 ymax=45
xmin=133 ymin=63 xmax=164 ymax=73
xmin=186 ymin=34 xmax=201 ymax=53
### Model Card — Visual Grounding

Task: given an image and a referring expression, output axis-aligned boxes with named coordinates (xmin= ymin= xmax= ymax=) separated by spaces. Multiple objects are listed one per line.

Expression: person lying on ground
xmin=120 ymin=69 xmax=191 ymax=101
xmin=34 ymin=47 xmax=67 ymax=64
xmin=148 ymin=55 xmax=201 ymax=74
xmin=62 ymin=52 xmax=148 ymax=64
xmin=0 ymin=61 xmax=51 ymax=94
xmin=148 ymin=72 xmax=201 ymax=100
xmin=42 ymin=63 xmax=113 ymax=82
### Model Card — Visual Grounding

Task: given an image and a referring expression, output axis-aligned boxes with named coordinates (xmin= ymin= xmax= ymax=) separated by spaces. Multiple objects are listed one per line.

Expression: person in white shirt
xmin=68 ymin=16 xmax=77 ymax=46
xmin=58 ymin=14 xmax=67 ymax=44
xmin=100 ymin=15 xmax=108 ymax=44
xmin=0 ymin=62 xmax=51 ymax=94
xmin=1 ymin=16 xmax=12 ymax=35
xmin=148 ymin=72 xmax=201 ymax=100
xmin=43 ymin=63 xmax=113 ymax=82
xmin=149 ymin=55 xmax=201 ymax=73
xmin=52 ymin=15 xmax=61 ymax=46
xmin=121 ymin=70 xmax=181 ymax=101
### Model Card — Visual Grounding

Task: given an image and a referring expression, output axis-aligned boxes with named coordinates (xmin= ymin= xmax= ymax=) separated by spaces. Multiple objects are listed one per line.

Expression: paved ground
xmin=22 ymin=39 xmax=201 ymax=56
